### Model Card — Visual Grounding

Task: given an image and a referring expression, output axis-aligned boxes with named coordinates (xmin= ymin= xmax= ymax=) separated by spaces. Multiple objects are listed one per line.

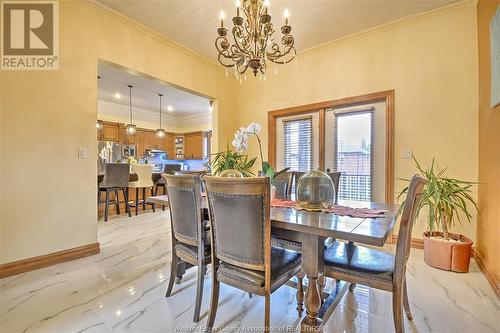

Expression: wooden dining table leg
xmin=300 ymin=233 xmax=325 ymax=332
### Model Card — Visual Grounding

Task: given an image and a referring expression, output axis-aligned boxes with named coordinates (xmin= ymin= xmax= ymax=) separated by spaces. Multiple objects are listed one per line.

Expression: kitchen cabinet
xmin=99 ymin=120 xmax=206 ymax=159
xmin=184 ymin=131 xmax=203 ymax=159
xmin=135 ymin=130 xmax=147 ymax=157
xmin=144 ymin=130 xmax=157 ymax=150
xmin=98 ymin=121 xmax=119 ymax=142
xmin=118 ymin=125 xmax=136 ymax=145
xmin=159 ymin=133 xmax=175 ymax=159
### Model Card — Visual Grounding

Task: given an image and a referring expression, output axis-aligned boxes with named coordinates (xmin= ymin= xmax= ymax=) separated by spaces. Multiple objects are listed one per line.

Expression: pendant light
xmin=96 ymin=76 xmax=103 ymax=132
xmin=125 ymin=85 xmax=136 ymax=136
xmin=156 ymin=93 xmax=166 ymax=139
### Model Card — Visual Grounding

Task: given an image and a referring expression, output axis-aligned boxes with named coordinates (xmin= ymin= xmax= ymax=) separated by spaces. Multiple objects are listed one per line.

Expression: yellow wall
xmin=0 ymin=0 xmax=236 ymax=264
xmin=0 ymin=0 xmax=483 ymax=265
xmin=234 ymin=1 xmax=479 ymax=240
xmin=476 ymin=0 xmax=500 ymax=290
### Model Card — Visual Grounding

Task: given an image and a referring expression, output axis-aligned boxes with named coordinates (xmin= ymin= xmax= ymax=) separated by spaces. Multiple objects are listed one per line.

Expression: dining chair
xmin=292 ymin=171 xmax=305 ymax=196
xmin=203 ymin=176 xmax=302 ymax=332
xmin=98 ymin=163 xmax=131 ymax=222
xmin=128 ymin=164 xmax=156 ymax=215
xmin=326 ymin=171 xmax=341 ymax=204
xmin=164 ymin=174 xmax=210 ymax=322
xmin=272 ymin=171 xmax=294 ymax=198
xmin=322 ymin=175 xmax=426 ymax=333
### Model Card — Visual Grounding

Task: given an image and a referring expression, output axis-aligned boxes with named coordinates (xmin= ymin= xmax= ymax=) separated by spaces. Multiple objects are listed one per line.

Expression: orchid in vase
xmin=232 ymin=122 xmax=289 ymax=179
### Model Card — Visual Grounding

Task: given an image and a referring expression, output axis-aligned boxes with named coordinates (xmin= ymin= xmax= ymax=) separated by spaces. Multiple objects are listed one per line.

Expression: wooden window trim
xmin=268 ymin=90 xmax=395 ymax=203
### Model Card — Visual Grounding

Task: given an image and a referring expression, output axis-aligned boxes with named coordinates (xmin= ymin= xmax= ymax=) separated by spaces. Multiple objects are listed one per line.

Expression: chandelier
xmin=215 ymin=0 xmax=296 ymax=78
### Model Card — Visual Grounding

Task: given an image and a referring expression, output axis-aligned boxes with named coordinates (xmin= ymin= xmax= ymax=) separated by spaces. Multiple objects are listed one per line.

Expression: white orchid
xmin=245 ymin=122 xmax=262 ymax=135
xmin=232 ymin=127 xmax=249 ymax=152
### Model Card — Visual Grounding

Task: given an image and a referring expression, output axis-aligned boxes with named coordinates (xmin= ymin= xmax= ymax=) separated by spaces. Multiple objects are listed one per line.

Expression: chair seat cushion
xmin=324 ymin=242 xmax=394 ymax=283
xmin=217 ymin=247 xmax=301 ymax=288
xmin=174 ymin=242 xmax=210 ymax=261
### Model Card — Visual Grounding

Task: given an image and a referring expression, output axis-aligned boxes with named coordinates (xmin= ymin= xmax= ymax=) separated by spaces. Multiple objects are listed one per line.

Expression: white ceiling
xmin=96 ymin=0 xmax=460 ymax=60
xmin=98 ymin=62 xmax=212 ymax=117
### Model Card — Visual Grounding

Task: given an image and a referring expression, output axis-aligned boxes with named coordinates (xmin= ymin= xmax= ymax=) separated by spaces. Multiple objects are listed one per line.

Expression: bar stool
xmin=98 ymin=163 xmax=131 ymax=222
xmin=128 ymin=164 xmax=156 ymax=215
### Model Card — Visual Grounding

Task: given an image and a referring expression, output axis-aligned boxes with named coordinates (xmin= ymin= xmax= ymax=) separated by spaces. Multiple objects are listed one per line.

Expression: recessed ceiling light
xmin=113 ymin=93 xmax=121 ymax=99
xmin=167 ymin=106 xmax=173 ymax=111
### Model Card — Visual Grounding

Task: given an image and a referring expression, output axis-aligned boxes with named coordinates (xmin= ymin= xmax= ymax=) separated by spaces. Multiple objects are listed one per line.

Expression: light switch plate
xmin=401 ymin=149 xmax=412 ymax=159
xmin=78 ymin=147 xmax=87 ymax=159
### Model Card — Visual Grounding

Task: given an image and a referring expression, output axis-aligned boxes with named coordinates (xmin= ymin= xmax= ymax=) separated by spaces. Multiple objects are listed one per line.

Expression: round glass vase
xmin=296 ymin=170 xmax=335 ymax=210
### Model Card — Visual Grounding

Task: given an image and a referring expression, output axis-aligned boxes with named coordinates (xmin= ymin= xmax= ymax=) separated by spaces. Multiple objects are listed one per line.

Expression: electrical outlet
xmin=78 ymin=147 xmax=87 ymax=159
xmin=401 ymin=149 xmax=412 ymax=159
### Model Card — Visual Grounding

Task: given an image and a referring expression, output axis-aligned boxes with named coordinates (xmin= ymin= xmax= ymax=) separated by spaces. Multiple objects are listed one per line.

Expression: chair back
xmin=292 ymin=171 xmax=305 ymax=196
xmin=327 ymin=172 xmax=341 ymax=203
xmin=204 ymin=176 xmax=270 ymax=271
xmin=273 ymin=171 xmax=294 ymax=197
xmin=163 ymin=164 xmax=182 ymax=175
xmin=131 ymin=164 xmax=154 ymax=188
xmin=100 ymin=163 xmax=130 ymax=188
xmin=394 ymin=175 xmax=426 ymax=284
xmin=164 ymin=174 xmax=204 ymax=246
xmin=272 ymin=179 xmax=289 ymax=199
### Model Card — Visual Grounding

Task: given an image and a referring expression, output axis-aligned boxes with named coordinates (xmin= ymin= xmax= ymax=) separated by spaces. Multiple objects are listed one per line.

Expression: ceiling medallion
xmin=215 ymin=0 xmax=296 ymax=79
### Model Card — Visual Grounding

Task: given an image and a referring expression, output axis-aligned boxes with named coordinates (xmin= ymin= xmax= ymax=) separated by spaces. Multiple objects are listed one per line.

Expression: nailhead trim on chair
xmin=168 ymin=186 xmax=200 ymax=245
xmin=208 ymin=192 xmax=266 ymax=268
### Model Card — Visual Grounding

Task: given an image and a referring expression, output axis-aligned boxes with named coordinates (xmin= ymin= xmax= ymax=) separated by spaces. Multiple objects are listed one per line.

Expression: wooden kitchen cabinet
xmin=98 ymin=121 xmax=119 ymax=142
xmin=184 ymin=131 xmax=203 ymax=159
xmin=135 ymin=130 xmax=146 ymax=157
xmin=158 ymin=133 xmax=175 ymax=159
xmin=144 ymin=130 xmax=157 ymax=150
xmin=118 ymin=125 xmax=136 ymax=145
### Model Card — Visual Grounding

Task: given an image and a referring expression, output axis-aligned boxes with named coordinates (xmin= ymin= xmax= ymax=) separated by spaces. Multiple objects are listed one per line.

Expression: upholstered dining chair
xmin=128 ymin=164 xmax=155 ymax=215
xmin=292 ymin=171 xmax=305 ymax=196
xmin=326 ymin=171 xmax=341 ymax=204
xmin=272 ymin=171 xmax=294 ymax=198
xmin=98 ymin=163 xmax=131 ymax=222
xmin=322 ymin=175 xmax=426 ymax=333
xmin=164 ymin=174 xmax=209 ymax=323
xmin=203 ymin=176 xmax=302 ymax=333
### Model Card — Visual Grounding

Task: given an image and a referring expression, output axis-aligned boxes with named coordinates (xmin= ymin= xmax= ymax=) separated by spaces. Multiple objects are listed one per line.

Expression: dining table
xmin=147 ymin=194 xmax=398 ymax=332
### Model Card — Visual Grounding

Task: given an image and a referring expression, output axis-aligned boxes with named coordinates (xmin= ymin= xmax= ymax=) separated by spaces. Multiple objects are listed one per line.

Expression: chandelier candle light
xmin=125 ymin=85 xmax=137 ymax=136
xmin=156 ymin=93 xmax=166 ymax=139
xmin=215 ymin=0 xmax=296 ymax=78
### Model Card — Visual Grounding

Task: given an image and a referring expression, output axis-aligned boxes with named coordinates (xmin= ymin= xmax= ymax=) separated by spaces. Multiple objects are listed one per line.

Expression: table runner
xmin=271 ymin=199 xmax=388 ymax=218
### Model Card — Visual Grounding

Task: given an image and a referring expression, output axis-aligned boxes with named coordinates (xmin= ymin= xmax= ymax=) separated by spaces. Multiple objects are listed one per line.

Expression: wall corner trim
xmin=0 ymin=243 xmax=100 ymax=279
xmin=474 ymin=248 xmax=500 ymax=297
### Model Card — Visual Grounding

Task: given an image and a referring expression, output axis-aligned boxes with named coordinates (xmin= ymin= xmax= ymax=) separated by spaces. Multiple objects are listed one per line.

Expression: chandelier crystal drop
xmin=215 ymin=0 xmax=296 ymax=77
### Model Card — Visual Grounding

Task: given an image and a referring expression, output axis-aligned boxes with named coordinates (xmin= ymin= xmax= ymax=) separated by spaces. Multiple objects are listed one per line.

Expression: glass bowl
xmin=296 ymin=170 xmax=335 ymax=210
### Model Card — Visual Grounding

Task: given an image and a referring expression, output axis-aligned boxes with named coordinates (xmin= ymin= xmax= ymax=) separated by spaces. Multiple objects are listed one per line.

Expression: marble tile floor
xmin=0 ymin=211 xmax=498 ymax=333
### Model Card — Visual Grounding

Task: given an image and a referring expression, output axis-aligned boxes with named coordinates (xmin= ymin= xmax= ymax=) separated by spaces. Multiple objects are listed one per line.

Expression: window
xmin=283 ymin=117 xmax=313 ymax=172
xmin=334 ymin=112 xmax=374 ymax=201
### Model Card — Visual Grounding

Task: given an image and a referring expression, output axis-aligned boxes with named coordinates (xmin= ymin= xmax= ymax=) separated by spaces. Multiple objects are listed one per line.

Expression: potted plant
xmin=210 ymin=145 xmax=256 ymax=177
xmin=232 ymin=122 xmax=289 ymax=179
xmin=397 ymin=156 xmax=478 ymax=272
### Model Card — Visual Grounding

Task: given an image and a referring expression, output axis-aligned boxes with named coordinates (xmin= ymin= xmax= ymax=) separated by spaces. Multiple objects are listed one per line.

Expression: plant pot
xmin=423 ymin=231 xmax=473 ymax=273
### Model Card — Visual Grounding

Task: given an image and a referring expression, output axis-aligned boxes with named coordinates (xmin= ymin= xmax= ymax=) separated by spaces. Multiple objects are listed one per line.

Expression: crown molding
xmin=299 ymin=0 xmax=474 ymax=57
xmin=85 ymin=0 xmax=221 ymax=72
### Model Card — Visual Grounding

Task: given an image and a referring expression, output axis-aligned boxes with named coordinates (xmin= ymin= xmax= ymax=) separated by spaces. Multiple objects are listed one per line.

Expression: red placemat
xmin=271 ymin=199 xmax=388 ymax=218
